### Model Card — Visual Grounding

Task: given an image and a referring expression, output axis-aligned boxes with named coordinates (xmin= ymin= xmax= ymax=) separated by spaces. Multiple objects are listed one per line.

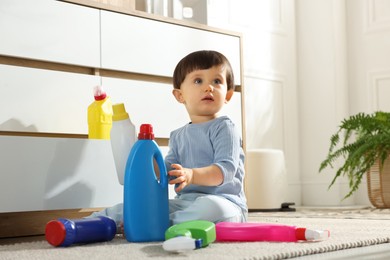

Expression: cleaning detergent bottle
xmin=215 ymin=222 xmax=330 ymax=242
xmin=110 ymin=103 xmax=137 ymax=185
xmin=87 ymin=85 xmax=113 ymax=139
xmin=45 ymin=216 xmax=117 ymax=247
xmin=163 ymin=220 xmax=216 ymax=252
xmin=123 ymin=124 xmax=169 ymax=242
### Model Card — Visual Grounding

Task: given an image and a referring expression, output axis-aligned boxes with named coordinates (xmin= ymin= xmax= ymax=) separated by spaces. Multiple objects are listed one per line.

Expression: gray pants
xmin=89 ymin=193 xmax=247 ymax=230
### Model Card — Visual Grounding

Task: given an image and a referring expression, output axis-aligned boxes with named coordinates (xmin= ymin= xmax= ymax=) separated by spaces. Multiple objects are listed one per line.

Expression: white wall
xmin=347 ymin=0 xmax=390 ymax=115
xmin=297 ymin=0 xmax=390 ymax=206
xmin=346 ymin=0 xmax=390 ymax=205
xmin=297 ymin=0 xmax=354 ymax=206
xmin=207 ymin=0 xmax=389 ymax=206
xmin=207 ymin=0 xmax=301 ymax=206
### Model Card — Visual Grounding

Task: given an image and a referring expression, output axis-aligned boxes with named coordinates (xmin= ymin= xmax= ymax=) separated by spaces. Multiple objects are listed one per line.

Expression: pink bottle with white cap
xmin=216 ymin=222 xmax=330 ymax=242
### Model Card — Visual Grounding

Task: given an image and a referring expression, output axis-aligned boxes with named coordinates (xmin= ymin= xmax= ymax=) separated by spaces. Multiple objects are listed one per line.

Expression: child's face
xmin=173 ymin=65 xmax=234 ymax=123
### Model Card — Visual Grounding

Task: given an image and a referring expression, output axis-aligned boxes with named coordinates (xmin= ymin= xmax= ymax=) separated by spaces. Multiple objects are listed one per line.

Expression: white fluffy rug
xmin=1 ymin=208 xmax=390 ymax=259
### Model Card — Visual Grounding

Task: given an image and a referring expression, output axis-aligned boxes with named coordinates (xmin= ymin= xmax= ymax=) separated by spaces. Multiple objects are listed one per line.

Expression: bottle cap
xmin=112 ymin=103 xmax=130 ymax=121
xmin=295 ymin=227 xmax=306 ymax=240
xmin=305 ymin=229 xmax=330 ymax=241
xmin=45 ymin=220 xmax=66 ymax=246
xmin=93 ymin=85 xmax=107 ymax=101
xmin=46 ymin=218 xmax=76 ymax=247
xmin=296 ymin=227 xmax=330 ymax=241
xmin=162 ymin=236 xmax=202 ymax=252
xmin=138 ymin=124 xmax=154 ymax=140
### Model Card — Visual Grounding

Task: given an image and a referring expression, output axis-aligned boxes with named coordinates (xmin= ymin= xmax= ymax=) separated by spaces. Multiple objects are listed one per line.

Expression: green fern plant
xmin=319 ymin=111 xmax=390 ymax=199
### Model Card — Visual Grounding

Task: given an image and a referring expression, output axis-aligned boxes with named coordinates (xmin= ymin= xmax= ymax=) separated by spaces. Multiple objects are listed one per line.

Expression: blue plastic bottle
xmin=45 ymin=216 xmax=116 ymax=247
xmin=123 ymin=124 xmax=169 ymax=242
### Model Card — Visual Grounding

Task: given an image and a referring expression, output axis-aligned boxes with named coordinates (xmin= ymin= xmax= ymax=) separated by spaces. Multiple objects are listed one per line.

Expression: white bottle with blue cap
xmin=163 ymin=236 xmax=203 ymax=252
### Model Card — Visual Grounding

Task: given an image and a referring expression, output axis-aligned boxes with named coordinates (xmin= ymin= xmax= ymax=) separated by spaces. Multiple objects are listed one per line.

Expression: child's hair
xmin=173 ymin=50 xmax=235 ymax=91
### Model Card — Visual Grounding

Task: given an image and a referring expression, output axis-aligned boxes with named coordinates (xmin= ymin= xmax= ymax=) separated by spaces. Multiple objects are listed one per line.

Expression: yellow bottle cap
xmin=112 ymin=103 xmax=130 ymax=121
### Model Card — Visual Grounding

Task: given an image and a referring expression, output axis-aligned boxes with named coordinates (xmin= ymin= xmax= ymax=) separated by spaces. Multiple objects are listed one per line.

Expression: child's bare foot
xmin=116 ymin=222 xmax=125 ymax=237
xmin=118 ymin=222 xmax=125 ymax=235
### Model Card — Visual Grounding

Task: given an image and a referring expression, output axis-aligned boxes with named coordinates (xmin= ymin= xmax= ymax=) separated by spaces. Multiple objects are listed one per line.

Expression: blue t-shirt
xmin=165 ymin=116 xmax=247 ymax=213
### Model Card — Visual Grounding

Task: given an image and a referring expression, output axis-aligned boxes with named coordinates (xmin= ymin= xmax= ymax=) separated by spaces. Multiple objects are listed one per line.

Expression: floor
xmin=300 ymin=243 xmax=390 ymax=259
xmin=2 ymin=206 xmax=390 ymax=259
xmin=270 ymin=205 xmax=390 ymax=259
xmin=2 ymin=235 xmax=390 ymax=259
xmin=0 ymin=235 xmax=46 ymax=246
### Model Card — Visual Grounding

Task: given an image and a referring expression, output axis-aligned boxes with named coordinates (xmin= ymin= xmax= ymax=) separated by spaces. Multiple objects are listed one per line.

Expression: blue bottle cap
xmin=195 ymin=238 xmax=203 ymax=249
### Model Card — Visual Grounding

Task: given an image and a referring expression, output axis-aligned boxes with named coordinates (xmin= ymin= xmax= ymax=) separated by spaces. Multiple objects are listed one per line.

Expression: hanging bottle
xmin=110 ymin=103 xmax=137 ymax=185
xmin=123 ymin=124 xmax=169 ymax=242
xmin=87 ymin=85 xmax=113 ymax=139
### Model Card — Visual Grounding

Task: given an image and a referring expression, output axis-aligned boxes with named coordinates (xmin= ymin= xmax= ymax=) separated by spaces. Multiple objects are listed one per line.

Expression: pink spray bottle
xmin=216 ymin=222 xmax=330 ymax=242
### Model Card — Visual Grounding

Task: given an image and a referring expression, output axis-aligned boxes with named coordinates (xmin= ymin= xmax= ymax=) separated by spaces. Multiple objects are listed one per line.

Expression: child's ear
xmin=172 ymin=89 xmax=184 ymax=103
xmin=225 ymin=89 xmax=234 ymax=103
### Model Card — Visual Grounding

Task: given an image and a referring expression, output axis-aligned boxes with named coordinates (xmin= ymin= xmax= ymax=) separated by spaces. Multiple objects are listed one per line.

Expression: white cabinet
xmin=0 ymin=0 xmax=100 ymax=67
xmin=0 ymin=1 xmax=244 ymax=217
xmin=101 ymin=10 xmax=241 ymax=84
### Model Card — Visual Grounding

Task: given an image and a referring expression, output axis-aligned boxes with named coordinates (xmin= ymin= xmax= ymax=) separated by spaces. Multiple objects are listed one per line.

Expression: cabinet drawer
xmin=103 ymin=77 xmax=242 ymax=138
xmin=102 ymin=77 xmax=188 ymax=138
xmin=0 ymin=65 xmax=242 ymax=137
xmin=0 ymin=0 xmax=100 ymax=67
xmin=101 ymin=10 xmax=241 ymax=84
xmin=0 ymin=136 xmax=123 ymax=213
xmin=0 ymin=65 xmax=100 ymax=134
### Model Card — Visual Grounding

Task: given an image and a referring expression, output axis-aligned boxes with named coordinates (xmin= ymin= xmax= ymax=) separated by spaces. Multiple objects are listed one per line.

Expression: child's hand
xmin=168 ymin=164 xmax=193 ymax=192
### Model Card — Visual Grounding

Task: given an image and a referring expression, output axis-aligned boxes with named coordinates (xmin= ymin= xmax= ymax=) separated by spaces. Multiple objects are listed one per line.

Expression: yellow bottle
xmin=87 ymin=85 xmax=113 ymax=139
